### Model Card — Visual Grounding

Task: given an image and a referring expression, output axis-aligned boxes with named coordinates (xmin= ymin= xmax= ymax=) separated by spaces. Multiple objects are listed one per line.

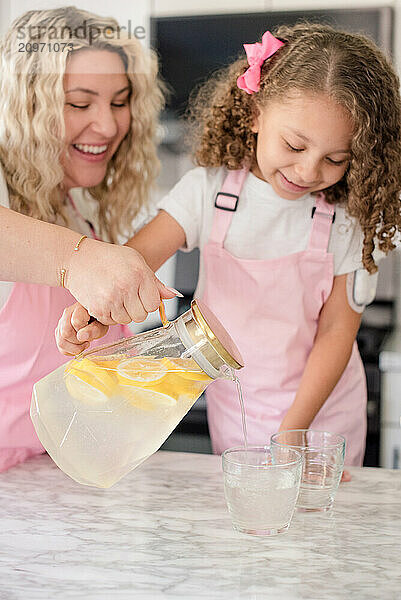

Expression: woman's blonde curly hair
xmin=188 ymin=22 xmax=401 ymax=273
xmin=0 ymin=6 xmax=164 ymax=242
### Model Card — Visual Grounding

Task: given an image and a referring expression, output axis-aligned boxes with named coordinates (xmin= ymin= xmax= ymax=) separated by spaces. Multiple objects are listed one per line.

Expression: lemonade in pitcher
xmin=31 ymin=300 xmax=244 ymax=488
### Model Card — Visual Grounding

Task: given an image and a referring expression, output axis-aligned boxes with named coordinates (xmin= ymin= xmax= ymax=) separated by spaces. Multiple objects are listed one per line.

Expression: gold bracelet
xmin=60 ymin=268 xmax=67 ymax=288
xmin=74 ymin=235 xmax=87 ymax=251
xmin=60 ymin=235 xmax=88 ymax=288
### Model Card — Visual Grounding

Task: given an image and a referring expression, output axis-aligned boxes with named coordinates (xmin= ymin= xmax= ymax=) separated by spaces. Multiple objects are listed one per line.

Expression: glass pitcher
xmin=30 ymin=299 xmax=244 ymax=488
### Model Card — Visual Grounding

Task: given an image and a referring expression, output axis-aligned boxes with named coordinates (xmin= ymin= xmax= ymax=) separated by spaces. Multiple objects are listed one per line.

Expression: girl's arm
xmin=0 ymin=205 xmax=177 ymax=326
xmin=278 ymin=273 xmax=362 ymax=431
xmin=55 ymin=210 xmax=186 ymax=355
xmin=124 ymin=210 xmax=186 ymax=271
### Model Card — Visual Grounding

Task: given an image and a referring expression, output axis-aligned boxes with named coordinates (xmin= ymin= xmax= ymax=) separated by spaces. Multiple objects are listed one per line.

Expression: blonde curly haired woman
xmin=0 ymin=7 xmax=178 ymax=472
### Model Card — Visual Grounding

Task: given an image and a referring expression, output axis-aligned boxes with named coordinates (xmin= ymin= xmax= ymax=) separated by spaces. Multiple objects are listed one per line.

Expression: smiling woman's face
xmin=62 ymin=49 xmax=131 ymax=191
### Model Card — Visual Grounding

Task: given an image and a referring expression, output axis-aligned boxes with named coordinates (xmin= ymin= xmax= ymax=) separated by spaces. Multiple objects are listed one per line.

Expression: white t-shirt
xmin=0 ymin=166 xmax=98 ymax=310
xmin=158 ymin=167 xmax=365 ymax=297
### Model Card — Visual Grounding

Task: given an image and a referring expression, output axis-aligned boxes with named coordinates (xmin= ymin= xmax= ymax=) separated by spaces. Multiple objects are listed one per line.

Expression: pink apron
xmin=202 ymin=169 xmax=367 ymax=465
xmin=0 ymin=200 xmax=130 ymax=472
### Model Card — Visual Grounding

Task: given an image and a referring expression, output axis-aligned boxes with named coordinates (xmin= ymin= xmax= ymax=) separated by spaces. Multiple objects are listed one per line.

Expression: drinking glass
xmin=270 ymin=430 xmax=345 ymax=512
xmin=222 ymin=445 xmax=302 ymax=535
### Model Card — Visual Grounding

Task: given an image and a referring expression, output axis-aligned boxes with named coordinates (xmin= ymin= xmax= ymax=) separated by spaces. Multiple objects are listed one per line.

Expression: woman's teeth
xmin=74 ymin=144 xmax=107 ymax=154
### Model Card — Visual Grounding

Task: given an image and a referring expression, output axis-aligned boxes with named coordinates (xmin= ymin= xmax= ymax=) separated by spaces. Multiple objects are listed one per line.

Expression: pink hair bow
xmin=237 ymin=31 xmax=285 ymax=94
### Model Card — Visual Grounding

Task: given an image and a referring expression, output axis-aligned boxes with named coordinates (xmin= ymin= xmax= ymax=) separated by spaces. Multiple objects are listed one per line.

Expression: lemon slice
xmin=119 ymin=385 xmax=176 ymax=411
xmin=90 ymin=358 xmax=121 ymax=372
xmin=162 ymin=357 xmax=211 ymax=381
xmin=65 ymin=373 xmax=110 ymax=404
xmin=65 ymin=357 xmax=116 ymax=404
xmin=117 ymin=356 xmax=168 ymax=386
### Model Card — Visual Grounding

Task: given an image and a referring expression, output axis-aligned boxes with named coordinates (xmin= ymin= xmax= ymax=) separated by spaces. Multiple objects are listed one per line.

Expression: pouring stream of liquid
xmin=234 ymin=375 xmax=248 ymax=451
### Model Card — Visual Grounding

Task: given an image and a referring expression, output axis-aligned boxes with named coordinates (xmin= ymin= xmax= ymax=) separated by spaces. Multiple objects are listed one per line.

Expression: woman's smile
xmin=71 ymin=143 xmax=109 ymax=162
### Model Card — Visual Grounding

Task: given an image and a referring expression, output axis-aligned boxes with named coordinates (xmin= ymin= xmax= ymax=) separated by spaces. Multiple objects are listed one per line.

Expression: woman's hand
xmin=64 ymin=239 xmax=178 ymax=325
xmin=55 ymin=302 xmax=109 ymax=356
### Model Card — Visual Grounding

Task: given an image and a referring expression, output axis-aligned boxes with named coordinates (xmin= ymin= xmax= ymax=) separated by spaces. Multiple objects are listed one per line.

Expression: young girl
xmin=57 ymin=24 xmax=401 ymax=466
xmin=0 ymin=7 xmax=179 ymax=473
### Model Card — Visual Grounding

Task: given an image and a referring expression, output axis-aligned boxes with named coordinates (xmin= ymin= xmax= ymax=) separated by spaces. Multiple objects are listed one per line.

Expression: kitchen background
xmin=1 ymin=0 xmax=400 ymax=467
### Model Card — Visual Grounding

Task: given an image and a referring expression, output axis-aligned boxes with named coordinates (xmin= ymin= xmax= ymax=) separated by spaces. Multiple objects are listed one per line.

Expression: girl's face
xmin=62 ymin=49 xmax=131 ymax=191
xmin=252 ymin=91 xmax=353 ymax=199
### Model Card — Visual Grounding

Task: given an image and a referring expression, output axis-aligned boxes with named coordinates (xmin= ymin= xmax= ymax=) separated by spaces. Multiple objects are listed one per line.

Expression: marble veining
xmin=0 ymin=452 xmax=400 ymax=599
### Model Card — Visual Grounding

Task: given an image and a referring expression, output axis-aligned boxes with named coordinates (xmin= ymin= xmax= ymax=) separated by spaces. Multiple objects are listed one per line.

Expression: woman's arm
xmin=0 ymin=205 xmax=85 ymax=286
xmin=0 ymin=205 xmax=177 ymax=325
xmin=55 ymin=210 xmax=186 ymax=355
xmin=279 ymin=273 xmax=362 ymax=431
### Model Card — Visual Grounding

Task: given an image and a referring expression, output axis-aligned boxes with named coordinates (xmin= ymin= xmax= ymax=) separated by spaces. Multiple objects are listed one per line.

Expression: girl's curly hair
xmin=0 ymin=7 xmax=165 ymax=242
xmin=187 ymin=22 xmax=401 ymax=273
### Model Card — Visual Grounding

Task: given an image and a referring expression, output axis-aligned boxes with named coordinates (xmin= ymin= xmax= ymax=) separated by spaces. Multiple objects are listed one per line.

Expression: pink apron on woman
xmin=202 ymin=169 xmax=367 ymax=465
xmin=0 ymin=200 xmax=130 ymax=472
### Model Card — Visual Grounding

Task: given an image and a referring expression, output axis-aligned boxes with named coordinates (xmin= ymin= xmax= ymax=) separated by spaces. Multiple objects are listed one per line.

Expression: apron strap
xmin=208 ymin=168 xmax=248 ymax=246
xmin=308 ymin=192 xmax=336 ymax=252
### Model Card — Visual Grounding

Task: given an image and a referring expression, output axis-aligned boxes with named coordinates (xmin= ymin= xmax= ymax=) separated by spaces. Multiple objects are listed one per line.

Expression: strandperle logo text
xmin=16 ymin=20 xmax=146 ymax=44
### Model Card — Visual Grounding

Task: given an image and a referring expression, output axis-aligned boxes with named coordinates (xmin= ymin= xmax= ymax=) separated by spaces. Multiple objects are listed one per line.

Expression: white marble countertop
xmin=0 ymin=452 xmax=400 ymax=600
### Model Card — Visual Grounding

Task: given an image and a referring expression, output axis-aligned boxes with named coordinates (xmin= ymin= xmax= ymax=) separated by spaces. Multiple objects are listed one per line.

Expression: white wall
xmin=153 ymin=0 xmax=392 ymax=16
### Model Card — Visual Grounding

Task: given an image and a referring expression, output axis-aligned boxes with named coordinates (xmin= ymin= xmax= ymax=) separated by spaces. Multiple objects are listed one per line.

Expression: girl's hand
xmin=341 ymin=469 xmax=351 ymax=482
xmin=55 ymin=302 xmax=109 ymax=356
xmin=65 ymin=239 xmax=178 ymax=325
